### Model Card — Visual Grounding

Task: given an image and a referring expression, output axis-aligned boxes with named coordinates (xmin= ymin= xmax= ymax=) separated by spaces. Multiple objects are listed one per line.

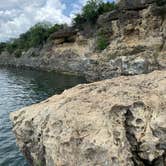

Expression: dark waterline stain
xmin=0 ymin=67 xmax=86 ymax=166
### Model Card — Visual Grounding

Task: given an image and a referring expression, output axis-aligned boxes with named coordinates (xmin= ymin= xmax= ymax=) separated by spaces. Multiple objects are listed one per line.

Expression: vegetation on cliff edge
xmin=0 ymin=0 xmax=116 ymax=56
xmin=73 ymin=0 xmax=116 ymax=28
xmin=0 ymin=23 xmax=64 ymax=57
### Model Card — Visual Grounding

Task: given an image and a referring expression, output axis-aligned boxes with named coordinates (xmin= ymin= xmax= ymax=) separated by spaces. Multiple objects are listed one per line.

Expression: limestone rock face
xmin=0 ymin=0 xmax=165 ymax=82
xmin=10 ymin=71 xmax=166 ymax=166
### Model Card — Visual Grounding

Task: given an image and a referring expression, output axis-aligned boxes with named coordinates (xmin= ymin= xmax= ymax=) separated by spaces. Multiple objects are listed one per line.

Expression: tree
xmin=156 ymin=0 xmax=166 ymax=6
xmin=1 ymin=22 xmax=63 ymax=56
xmin=98 ymin=1 xmax=116 ymax=15
xmin=73 ymin=0 xmax=116 ymax=27
xmin=82 ymin=0 xmax=103 ymax=23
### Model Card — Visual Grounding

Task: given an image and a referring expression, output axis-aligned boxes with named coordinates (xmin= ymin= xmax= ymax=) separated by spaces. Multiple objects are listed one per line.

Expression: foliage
xmin=17 ymin=23 xmax=63 ymax=49
xmin=156 ymin=0 xmax=166 ymax=6
xmin=47 ymin=24 xmax=63 ymax=35
xmin=96 ymin=34 xmax=109 ymax=51
xmin=154 ymin=0 xmax=166 ymax=18
xmin=73 ymin=14 xmax=86 ymax=29
xmin=82 ymin=0 xmax=103 ymax=23
xmin=6 ymin=42 xmax=17 ymax=54
xmin=14 ymin=49 xmax=22 ymax=58
xmin=0 ymin=23 xmax=63 ymax=57
xmin=0 ymin=0 xmax=117 ymax=56
xmin=73 ymin=0 xmax=116 ymax=27
xmin=98 ymin=1 xmax=117 ymax=14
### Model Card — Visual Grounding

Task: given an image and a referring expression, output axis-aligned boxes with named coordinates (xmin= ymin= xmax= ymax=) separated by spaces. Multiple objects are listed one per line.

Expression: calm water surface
xmin=0 ymin=67 xmax=86 ymax=166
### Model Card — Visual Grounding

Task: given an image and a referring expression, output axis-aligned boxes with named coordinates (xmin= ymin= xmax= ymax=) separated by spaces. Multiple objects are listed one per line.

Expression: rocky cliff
xmin=10 ymin=70 xmax=166 ymax=166
xmin=0 ymin=0 xmax=165 ymax=81
xmin=8 ymin=1 xmax=166 ymax=165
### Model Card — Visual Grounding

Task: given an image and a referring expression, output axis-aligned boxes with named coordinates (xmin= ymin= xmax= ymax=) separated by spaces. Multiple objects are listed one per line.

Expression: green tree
xmin=2 ymin=22 xmax=63 ymax=56
xmin=96 ymin=34 xmax=109 ymax=51
xmin=73 ymin=0 xmax=116 ymax=27
xmin=82 ymin=0 xmax=103 ymax=23
xmin=98 ymin=1 xmax=116 ymax=14
xmin=73 ymin=14 xmax=86 ymax=29
xmin=156 ymin=0 xmax=166 ymax=6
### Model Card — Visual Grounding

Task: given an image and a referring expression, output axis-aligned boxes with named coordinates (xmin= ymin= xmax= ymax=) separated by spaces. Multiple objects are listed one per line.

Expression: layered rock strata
xmin=0 ymin=0 xmax=165 ymax=81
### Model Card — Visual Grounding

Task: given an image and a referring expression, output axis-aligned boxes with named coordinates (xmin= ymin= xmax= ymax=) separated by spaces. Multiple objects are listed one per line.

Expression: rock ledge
xmin=10 ymin=70 xmax=166 ymax=166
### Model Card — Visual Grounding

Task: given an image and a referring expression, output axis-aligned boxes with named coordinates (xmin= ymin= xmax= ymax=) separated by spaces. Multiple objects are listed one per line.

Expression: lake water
xmin=0 ymin=67 xmax=86 ymax=166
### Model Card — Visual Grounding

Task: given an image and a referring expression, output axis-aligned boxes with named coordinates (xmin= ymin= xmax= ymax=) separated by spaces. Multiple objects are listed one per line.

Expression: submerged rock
xmin=10 ymin=70 xmax=166 ymax=166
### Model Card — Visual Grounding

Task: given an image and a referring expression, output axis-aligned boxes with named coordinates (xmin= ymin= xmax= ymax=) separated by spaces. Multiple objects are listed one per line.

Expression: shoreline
xmin=0 ymin=64 xmax=84 ymax=78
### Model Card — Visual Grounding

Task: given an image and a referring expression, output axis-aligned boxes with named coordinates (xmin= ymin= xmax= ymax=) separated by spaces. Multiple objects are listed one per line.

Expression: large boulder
xmin=10 ymin=71 xmax=166 ymax=166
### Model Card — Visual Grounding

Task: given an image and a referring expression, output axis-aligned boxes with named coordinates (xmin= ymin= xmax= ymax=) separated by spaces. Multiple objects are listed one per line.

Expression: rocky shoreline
xmin=0 ymin=0 xmax=165 ymax=82
xmin=10 ymin=71 xmax=166 ymax=165
xmin=8 ymin=0 xmax=166 ymax=165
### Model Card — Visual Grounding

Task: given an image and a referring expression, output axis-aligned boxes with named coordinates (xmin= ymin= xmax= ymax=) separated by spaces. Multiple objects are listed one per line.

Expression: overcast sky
xmin=0 ymin=0 xmax=113 ymax=41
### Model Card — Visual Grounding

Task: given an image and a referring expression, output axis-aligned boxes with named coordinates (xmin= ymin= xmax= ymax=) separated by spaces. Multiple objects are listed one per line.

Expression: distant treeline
xmin=0 ymin=23 xmax=64 ymax=57
xmin=1 ymin=0 xmax=164 ymax=56
xmin=0 ymin=0 xmax=118 ymax=56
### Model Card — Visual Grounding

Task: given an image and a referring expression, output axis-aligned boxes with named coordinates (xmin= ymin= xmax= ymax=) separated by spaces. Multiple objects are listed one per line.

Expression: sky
xmin=0 ymin=0 xmax=114 ymax=42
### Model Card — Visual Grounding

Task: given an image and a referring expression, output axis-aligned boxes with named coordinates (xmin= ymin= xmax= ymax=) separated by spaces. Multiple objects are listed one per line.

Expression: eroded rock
xmin=0 ymin=0 xmax=165 ymax=82
xmin=118 ymin=0 xmax=155 ymax=10
xmin=10 ymin=71 xmax=166 ymax=166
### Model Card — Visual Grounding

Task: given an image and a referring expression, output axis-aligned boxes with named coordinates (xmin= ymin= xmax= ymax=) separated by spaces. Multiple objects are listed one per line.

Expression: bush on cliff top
xmin=73 ymin=0 xmax=116 ymax=28
xmin=156 ymin=0 xmax=166 ymax=6
xmin=0 ymin=0 xmax=116 ymax=56
xmin=154 ymin=0 xmax=166 ymax=18
xmin=14 ymin=49 xmax=23 ymax=58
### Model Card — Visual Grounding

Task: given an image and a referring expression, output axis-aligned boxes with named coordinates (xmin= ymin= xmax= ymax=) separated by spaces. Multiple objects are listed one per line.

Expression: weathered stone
xmin=0 ymin=0 xmax=165 ymax=82
xmin=54 ymin=38 xmax=65 ymax=45
xmin=50 ymin=28 xmax=77 ymax=39
xmin=118 ymin=0 xmax=155 ymax=10
xmin=97 ymin=10 xmax=120 ymax=26
xmin=10 ymin=71 xmax=166 ymax=166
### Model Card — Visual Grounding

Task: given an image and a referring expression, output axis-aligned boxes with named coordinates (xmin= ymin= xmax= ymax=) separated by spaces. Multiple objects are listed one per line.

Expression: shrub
xmin=98 ymin=2 xmax=117 ymax=14
xmin=73 ymin=14 xmax=86 ymax=29
xmin=14 ymin=49 xmax=22 ymax=58
xmin=153 ymin=0 xmax=166 ymax=18
xmin=47 ymin=24 xmax=64 ymax=35
xmin=73 ymin=0 xmax=116 ymax=27
xmin=156 ymin=0 xmax=166 ymax=6
xmin=82 ymin=0 xmax=103 ymax=23
xmin=96 ymin=34 xmax=109 ymax=51
xmin=2 ymin=22 xmax=63 ymax=56
xmin=6 ymin=42 xmax=18 ymax=54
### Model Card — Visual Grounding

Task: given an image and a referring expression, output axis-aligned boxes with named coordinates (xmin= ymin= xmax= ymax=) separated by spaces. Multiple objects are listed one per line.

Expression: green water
xmin=0 ymin=67 xmax=86 ymax=166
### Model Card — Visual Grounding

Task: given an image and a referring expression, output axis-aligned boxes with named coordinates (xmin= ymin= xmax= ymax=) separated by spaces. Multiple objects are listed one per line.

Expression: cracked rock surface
xmin=10 ymin=71 xmax=166 ymax=166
